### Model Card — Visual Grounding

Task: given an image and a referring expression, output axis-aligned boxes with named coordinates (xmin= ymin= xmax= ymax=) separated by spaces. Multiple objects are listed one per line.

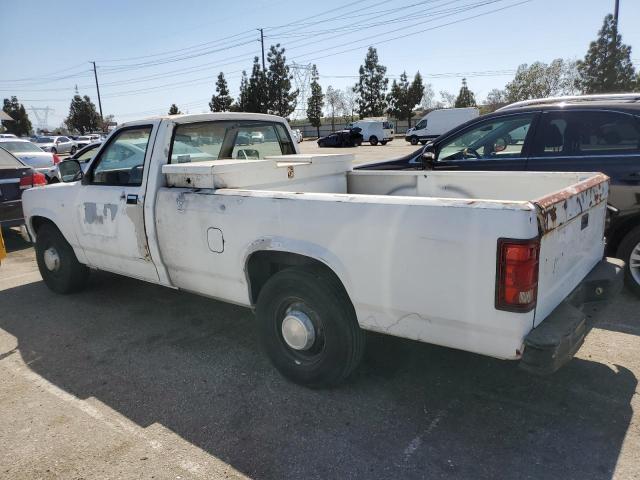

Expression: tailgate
xmin=533 ymin=173 xmax=609 ymax=326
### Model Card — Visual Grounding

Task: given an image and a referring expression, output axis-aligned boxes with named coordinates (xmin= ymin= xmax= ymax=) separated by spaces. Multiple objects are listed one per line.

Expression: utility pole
xmin=91 ymin=61 xmax=103 ymax=120
xmin=258 ymin=28 xmax=265 ymax=70
xmin=613 ymin=0 xmax=619 ymax=24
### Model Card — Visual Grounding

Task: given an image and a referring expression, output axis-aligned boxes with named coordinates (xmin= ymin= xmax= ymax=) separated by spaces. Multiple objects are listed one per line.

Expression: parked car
xmin=405 ymin=107 xmax=479 ymax=145
xmin=22 ymin=112 xmax=621 ymax=387
xmin=74 ymin=136 xmax=94 ymax=148
xmin=317 ymin=127 xmax=363 ymax=147
xmin=291 ymin=128 xmax=303 ymax=143
xmin=359 ymin=93 xmax=640 ymax=296
xmin=34 ymin=136 xmax=77 ymax=155
xmin=0 ymin=138 xmax=60 ymax=181
xmin=347 ymin=119 xmax=394 ymax=145
xmin=0 ymin=133 xmax=17 ymax=138
xmin=0 ymin=146 xmax=46 ymax=228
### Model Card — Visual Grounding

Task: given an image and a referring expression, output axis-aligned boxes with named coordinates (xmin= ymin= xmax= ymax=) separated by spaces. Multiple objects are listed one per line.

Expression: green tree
xmin=354 ymin=47 xmax=388 ymax=118
xmin=577 ymin=14 xmax=637 ymax=93
xmin=454 ymin=78 xmax=476 ymax=107
xmin=246 ymin=57 xmax=268 ymax=113
xmin=306 ymin=65 xmax=324 ymax=137
xmin=232 ymin=71 xmax=249 ymax=112
xmin=387 ymin=71 xmax=424 ymax=128
xmin=65 ymin=94 xmax=100 ymax=134
xmin=209 ymin=72 xmax=233 ymax=112
xmin=266 ymin=44 xmax=298 ymax=118
xmin=1 ymin=96 xmax=32 ymax=136
xmin=505 ymin=59 xmax=577 ymax=102
xmin=168 ymin=104 xmax=181 ymax=115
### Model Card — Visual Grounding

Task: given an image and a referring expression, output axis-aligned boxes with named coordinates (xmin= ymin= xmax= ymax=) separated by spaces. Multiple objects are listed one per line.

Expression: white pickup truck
xmin=22 ymin=113 xmax=623 ymax=387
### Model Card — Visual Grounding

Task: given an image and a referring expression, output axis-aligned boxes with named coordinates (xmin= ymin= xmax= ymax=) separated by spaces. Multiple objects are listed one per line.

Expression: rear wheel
xmin=410 ymin=136 xmax=419 ymax=145
xmin=256 ymin=267 xmax=366 ymax=388
xmin=369 ymin=135 xmax=378 ymax=146
xmin=420 ymin=141 xmax=427 ymax=145
xmin=35 ymin=223 xmax=89 ymax=294
xmin=617 ymin=225 xmax=640 ymax=297
xmin=380 ymin=140 xmax=387 ymax=145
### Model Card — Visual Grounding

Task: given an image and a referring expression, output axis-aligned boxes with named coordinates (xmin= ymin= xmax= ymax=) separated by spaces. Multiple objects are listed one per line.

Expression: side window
xmin=59 ymin=137 xmax=69 ymax=142
xmin=90 ymin=126 xmax=152 ymax=186
xmin=535 ymin=111 xmax=640 ymax=156
xmin=437 ymin=114 xmax=535 ymax=161
xmin=170 ymin=121 xmax=295 ymax=163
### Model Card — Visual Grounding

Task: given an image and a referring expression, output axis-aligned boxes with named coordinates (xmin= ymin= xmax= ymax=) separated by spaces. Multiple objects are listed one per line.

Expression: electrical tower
xmin=290 ymin=62 xmax=313 ymax=120
xmin=28 ymin=106 xmax=54 ymax=132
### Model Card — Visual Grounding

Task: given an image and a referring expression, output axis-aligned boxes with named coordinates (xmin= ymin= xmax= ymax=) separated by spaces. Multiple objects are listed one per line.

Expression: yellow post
xmin=0 ymin=228 xmax=6 ymax=264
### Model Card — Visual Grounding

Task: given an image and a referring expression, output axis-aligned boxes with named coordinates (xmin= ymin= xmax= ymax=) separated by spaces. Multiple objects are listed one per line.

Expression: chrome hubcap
xmin=281 ymin=308 xmax=316 ymax=351
xmin=43 ymin=247 xmax=61 ymax=272
xmin=630 ymin=241 xmax=640 ymax=285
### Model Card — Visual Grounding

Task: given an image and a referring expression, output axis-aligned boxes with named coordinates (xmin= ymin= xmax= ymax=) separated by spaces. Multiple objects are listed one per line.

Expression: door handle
xmin=126 ymin=194 xmax=139 ymax=205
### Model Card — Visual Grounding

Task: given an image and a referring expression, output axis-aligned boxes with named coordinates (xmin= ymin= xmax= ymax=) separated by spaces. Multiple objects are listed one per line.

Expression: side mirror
xmin=59 ymin=159 xmax=83 ymax=182
xmin=421 ymin=145 xmax=436 ymax=169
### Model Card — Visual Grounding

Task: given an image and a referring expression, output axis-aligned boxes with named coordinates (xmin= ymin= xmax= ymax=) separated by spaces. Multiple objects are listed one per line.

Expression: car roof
xmin=496 ymin=94 xmax=640 ymax=115
xmin=0 ymin=137 xmax=30 ymax=142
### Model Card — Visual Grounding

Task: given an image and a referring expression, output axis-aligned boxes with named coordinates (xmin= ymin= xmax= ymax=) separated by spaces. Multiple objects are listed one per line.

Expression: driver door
xmin=432 ymin=113 xmax=539 ymax=172
xmin=74 ymin=124 xmax=159 ymax=282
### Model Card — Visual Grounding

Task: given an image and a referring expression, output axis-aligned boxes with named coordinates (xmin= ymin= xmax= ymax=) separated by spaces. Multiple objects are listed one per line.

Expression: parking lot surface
xmin=1 ymin=224 xmax=640 ymax=479
xmin=298 ymin=137 xmax=419 ymax=163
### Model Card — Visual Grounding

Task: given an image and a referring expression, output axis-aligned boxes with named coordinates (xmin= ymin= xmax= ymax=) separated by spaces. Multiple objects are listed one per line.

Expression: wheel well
xmin=30 ymin=216 xmax=57 ymax=237
xmin=607 ymin=214 xmax=640 ymax=255
xmin=246 ymin=251 xmax=347 ymax=305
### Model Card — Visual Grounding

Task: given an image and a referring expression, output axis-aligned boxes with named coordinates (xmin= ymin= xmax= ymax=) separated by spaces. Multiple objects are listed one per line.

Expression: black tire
xmin=50 ymin=147 xmax=57 ymax=154
xmin=410 ymin=136 xmax=419 ymax=145
xmin=420 ymin=141 xmax=427 ymax=145
xmin=369 ymin=135 xmax=378 ymax=146
xmin=356 ymin=138 xmax=362 ymax=146
xmin=380 ymin=140 xmax=387 ymax=145
xmin=35 ymin=223 xmax=89 ymax=294
xmin=256 ymin=267 xmax=366 ymax=388
xmin=616 ymin=225 xmax=640 ymax=297
xmin=70 ymin=146 xmax=77 ymax=154
xmin=48 ymin=177 xmax=59 ymax=184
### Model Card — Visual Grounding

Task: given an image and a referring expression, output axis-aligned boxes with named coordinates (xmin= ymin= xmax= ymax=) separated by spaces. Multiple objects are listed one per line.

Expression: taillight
xmin=19 ymin=172 xmax=47 ymax=189
xmin=495 ymin=237 xmax=540 ymax=312
xmin=52 ymin=153 xmax=61 ymax=164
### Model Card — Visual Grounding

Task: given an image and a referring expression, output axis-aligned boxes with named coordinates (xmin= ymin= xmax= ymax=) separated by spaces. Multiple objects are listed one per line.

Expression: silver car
xmin=34 ymin=135 xmax=77 ymax=155
xmin=0 ymin=138 xmax=58 ymax=180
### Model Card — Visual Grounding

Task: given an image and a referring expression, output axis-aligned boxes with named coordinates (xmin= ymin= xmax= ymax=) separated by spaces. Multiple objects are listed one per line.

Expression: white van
xmin=405 ymin=107 xmax=479 ymax=145
xmin=349 ymin=119 xmax=394 ymax=146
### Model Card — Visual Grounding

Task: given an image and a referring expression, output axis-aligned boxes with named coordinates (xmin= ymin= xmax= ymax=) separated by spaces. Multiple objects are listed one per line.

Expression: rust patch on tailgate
xmin=534 ymin=173 xmax=609 ymax=233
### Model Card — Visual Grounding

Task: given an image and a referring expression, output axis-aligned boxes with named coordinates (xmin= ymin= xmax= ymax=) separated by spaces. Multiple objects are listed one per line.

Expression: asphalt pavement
xmin=1 ymin=193 xmax=639 ymax=479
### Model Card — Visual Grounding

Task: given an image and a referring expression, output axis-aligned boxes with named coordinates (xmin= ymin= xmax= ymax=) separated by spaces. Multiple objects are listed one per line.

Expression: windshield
xmin=0 ymin=147 xmax=24 ymax=167
xmin=36 ymin=137 xmax=54 ymax=143
xmin=1 ymin=141 xmax=43 ymax=153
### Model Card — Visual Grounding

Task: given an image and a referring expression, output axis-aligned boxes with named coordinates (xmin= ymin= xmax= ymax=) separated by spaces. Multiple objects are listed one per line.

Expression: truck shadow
xmin=0 ymin=272 xmax=636 ymax=480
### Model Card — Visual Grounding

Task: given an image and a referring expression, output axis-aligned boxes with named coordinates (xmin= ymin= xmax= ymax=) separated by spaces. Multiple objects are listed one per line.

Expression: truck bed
xmin=159 ymin=155 xmax=608 ymax=360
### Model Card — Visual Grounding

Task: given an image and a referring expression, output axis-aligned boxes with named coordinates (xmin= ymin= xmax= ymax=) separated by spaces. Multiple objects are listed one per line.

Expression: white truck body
xmin=349 ymin=119 xmax=394 ymax=145
xmin=22 ymin=113 xmax=618 ymax=386
xmin=406 ymin=107 xmax=479 ymax=144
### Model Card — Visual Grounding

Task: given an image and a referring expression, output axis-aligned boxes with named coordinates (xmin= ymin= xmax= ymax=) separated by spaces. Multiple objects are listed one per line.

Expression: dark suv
xmin=359 ymin=94 xmax=640 ymax=296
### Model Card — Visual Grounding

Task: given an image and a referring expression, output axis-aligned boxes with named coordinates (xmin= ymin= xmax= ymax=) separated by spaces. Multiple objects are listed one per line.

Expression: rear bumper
xmin=520 ymin=257 xmax=624 ymax=375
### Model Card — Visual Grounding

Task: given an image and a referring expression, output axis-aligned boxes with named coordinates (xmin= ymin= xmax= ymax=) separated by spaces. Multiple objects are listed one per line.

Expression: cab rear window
xmin=170 ymin=121 xmax=295 ymax=164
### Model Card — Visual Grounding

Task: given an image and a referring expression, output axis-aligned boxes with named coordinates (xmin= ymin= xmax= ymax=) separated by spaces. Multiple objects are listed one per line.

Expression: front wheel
xmin=70 ymin=146 xmax=77 ymax=154
xmin=369 ymin=135 xmax=378 ymax=146
xmin=617 ymin=225 xmax=640 ymax=297
xmin=50 ymin=147 xmax=57 ymax=154
xmin=256 ymin=267 xmax=366 ymax=388
xmin=410 ymin=136 xmax=419 ymax=145
xmin=35 ymin=223 xmax=89 ymax=294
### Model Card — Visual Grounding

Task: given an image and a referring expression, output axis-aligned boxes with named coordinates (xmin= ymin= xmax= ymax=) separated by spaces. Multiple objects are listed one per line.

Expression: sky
xmin=1 ymin=0 xmax=639 ymax=130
